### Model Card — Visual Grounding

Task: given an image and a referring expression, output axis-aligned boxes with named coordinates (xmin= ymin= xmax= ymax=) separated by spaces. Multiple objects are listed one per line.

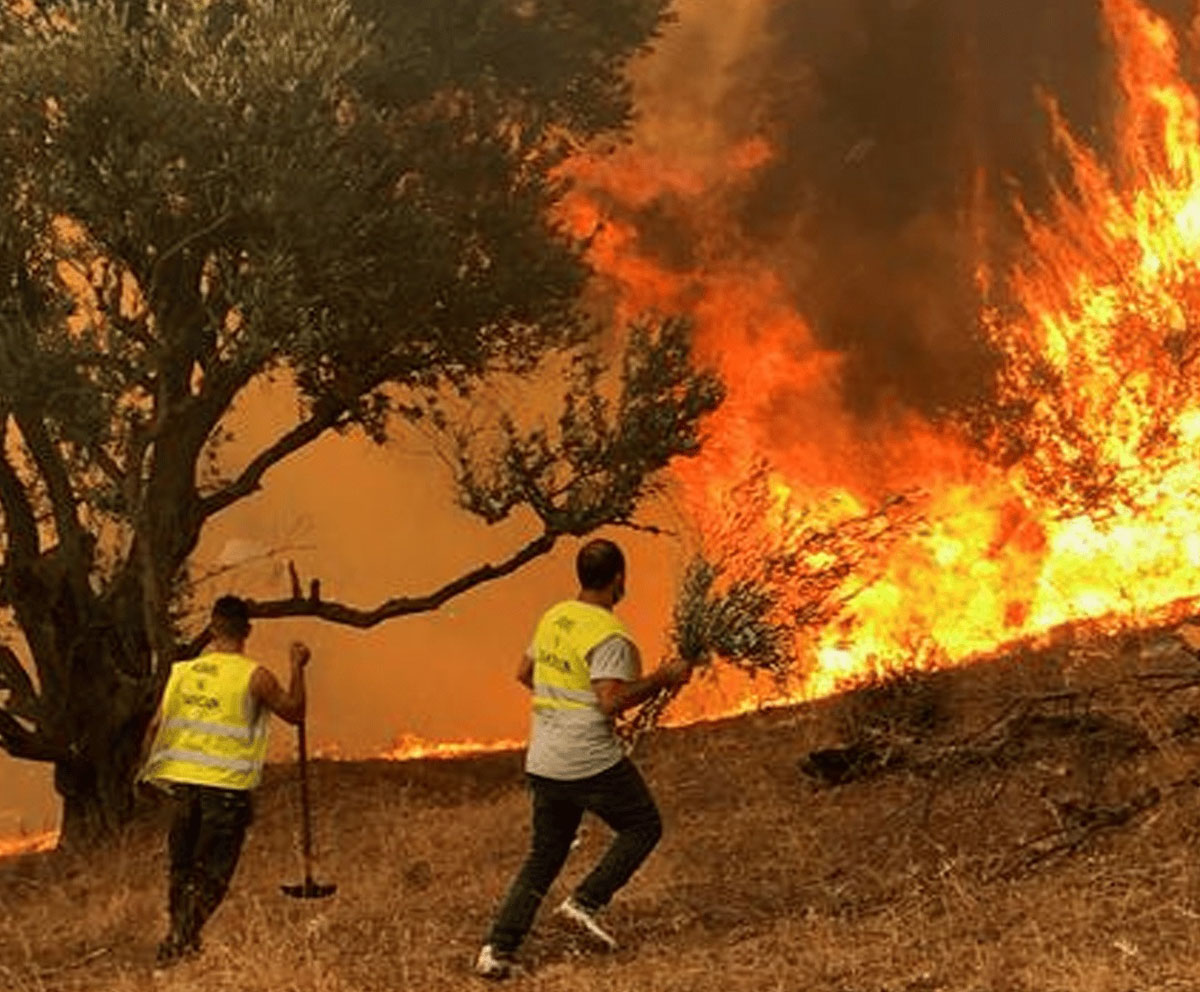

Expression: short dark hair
xmin=211 ymin=595 xmax=251 ymax=639
xmin=576 ymin=539 xmax=625 ymax=591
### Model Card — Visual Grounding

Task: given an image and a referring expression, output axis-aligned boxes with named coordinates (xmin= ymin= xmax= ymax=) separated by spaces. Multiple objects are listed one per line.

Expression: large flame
xmin=563 ymin=0 xmax=1200 ymax=706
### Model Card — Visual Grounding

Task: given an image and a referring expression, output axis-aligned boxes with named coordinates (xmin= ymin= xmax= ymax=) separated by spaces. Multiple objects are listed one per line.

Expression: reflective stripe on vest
xmin=530 ymin=601 xmax=629 ymax=713
xmin=162 ymin=717 xmax=260 ymax=743
xmin=151 ymin=748 xmax=261 ymax=774
xmin=144 ymin=652 xmax=268 ymax=791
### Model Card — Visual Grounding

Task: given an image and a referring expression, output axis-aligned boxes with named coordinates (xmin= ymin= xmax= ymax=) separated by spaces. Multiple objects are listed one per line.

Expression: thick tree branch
xmin=0 ymin=416 xmax=40 ymax=562
xmin=245 ymin=530 xmax=560 ymax=628
xmin=0 ymin=644 xmax=41 ymax=722
xmin=0 ymin=709 xmax=60 ymax=762
xmin=13 ymin=409 xmax=90 ymax=568
xmin=87 ymin=442 xmax=127 ymax=490
xmin=177 ymin=628 xmax=211 ymax=661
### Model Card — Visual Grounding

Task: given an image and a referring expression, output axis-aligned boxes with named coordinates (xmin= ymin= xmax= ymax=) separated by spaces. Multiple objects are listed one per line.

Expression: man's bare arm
xmin=250 ymin=642 xmax=310 ymax=725
xmin=593 ymin=657 xmax=690 ymax=718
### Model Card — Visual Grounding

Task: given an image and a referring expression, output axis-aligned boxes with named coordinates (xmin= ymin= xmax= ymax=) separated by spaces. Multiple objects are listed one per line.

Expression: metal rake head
xmin=281 ymin=877 xmax=337 ymax=900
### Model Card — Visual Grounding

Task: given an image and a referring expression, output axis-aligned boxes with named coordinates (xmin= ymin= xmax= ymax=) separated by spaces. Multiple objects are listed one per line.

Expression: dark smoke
xmin=629 ymin=0 xmax=1199 ymax=420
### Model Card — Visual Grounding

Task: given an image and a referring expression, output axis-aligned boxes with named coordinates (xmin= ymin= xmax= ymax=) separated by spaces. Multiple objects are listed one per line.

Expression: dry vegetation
xmin=6 ymin=626 xmax=1200 ymax=991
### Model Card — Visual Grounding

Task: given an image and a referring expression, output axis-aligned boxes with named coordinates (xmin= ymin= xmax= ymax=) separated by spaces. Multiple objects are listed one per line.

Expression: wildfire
xmin=14 ymin=0 xmax=1200 ymax=857
xmin=562 ymin=0 xmax=1200 ymax=708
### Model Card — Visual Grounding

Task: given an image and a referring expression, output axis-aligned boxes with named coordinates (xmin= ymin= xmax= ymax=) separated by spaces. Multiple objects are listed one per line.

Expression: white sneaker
xmin=555 ymin=897 xmax=618 ymax=950
xmin=474 ymin=944 xmax=518 ymax=980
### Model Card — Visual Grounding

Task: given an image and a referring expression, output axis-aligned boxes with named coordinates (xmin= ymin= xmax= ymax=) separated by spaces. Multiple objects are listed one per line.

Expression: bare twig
xmin=197 ymin=403 xmax=348 ymax=521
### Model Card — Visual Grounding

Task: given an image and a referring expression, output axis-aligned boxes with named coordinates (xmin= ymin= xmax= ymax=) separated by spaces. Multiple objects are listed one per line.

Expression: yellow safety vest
xmin=143 ymin=652 xmax=269 ymax=791
xmin=531 ymin=601 xmax=629 ymax=713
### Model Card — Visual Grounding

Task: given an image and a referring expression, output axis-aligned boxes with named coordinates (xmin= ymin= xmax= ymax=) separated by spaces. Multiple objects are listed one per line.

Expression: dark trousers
xmin=486 ymin=758 xmax=663 ymax=953
xmin=164 ymin=784 xmax=253 ymax=951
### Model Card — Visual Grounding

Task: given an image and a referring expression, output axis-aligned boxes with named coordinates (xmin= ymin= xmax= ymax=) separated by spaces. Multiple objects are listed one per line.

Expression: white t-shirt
xmin=524 ymin=633 xmax=641 ymax=780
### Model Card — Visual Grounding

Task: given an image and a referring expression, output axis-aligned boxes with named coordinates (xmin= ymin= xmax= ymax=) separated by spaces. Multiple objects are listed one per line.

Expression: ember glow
xmin=366 ymin=735 xmax=521 ymax=763
xmin=0 ymin=830 xmax=58 ymax=858
xmin=563 ymin=0 xmax=1200 ymax=707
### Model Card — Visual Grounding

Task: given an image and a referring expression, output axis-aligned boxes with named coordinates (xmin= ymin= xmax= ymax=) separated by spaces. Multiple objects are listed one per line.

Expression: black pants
xmin=164 ymin=784 xmax=253 ymax=951
xmin=486 ymin=758 xmax=663 ymax=953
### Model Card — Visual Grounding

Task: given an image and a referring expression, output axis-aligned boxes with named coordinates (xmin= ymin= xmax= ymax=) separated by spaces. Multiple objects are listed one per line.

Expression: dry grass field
xmin=6 ymin=625 xmax=1200 ymax=991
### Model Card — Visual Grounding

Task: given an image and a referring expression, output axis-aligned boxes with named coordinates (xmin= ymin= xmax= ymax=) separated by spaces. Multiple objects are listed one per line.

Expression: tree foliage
xmin=0 ymin=0 xmax=721 ymax=845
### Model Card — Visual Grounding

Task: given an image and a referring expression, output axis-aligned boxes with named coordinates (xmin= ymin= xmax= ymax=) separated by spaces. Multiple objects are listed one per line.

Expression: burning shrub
xmin=972 ymin=0 xmax=1200 ymax=520
xmin=624 ymin=467 xmax=924 ymax=741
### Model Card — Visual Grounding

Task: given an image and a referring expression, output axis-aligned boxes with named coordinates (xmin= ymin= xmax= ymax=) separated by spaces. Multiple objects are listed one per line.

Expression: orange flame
xmin=374 ymin=734 xmax=523 ymax=762
xmin=0 ymin=829 xmax=58 ymax=858
xmin=563 ymin=0 xmax=1200 ymax=705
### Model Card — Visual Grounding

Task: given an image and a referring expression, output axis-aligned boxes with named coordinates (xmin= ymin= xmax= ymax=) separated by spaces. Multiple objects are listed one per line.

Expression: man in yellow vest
xmin=141 ymin=594 xmax=309 ymax=967
xmin=475 ymin=539 xmax=690 ymax=979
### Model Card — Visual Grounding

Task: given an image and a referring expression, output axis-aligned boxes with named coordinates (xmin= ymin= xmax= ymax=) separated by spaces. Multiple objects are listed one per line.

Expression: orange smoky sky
xmin=0 ymin=382 xmax=691 ymax=835
xmin=1 ymin=0 xmax=753 ymax=835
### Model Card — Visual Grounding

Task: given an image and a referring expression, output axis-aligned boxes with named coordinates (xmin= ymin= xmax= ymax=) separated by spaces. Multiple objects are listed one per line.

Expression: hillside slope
xmin=4 ymin=625 xmax=1200 ymax=992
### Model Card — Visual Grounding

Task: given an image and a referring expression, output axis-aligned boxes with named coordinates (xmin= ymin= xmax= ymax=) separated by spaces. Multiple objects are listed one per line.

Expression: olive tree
xmin=0 ymin=0 xmax=720 ymax=846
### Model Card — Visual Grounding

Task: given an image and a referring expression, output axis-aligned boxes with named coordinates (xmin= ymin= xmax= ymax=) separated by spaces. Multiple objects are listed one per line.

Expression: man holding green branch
xmin=476 ymin=539 xmax=691 ymax=979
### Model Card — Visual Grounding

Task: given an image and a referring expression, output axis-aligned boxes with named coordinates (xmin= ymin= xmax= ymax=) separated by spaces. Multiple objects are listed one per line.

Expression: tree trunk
xmin=53 ymin=677 xmax=154 ymax=849
xmin=42 ymin=591 xmax=159 ymax=850
xmin=55 ymin=745 xmax=142 ymax=850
